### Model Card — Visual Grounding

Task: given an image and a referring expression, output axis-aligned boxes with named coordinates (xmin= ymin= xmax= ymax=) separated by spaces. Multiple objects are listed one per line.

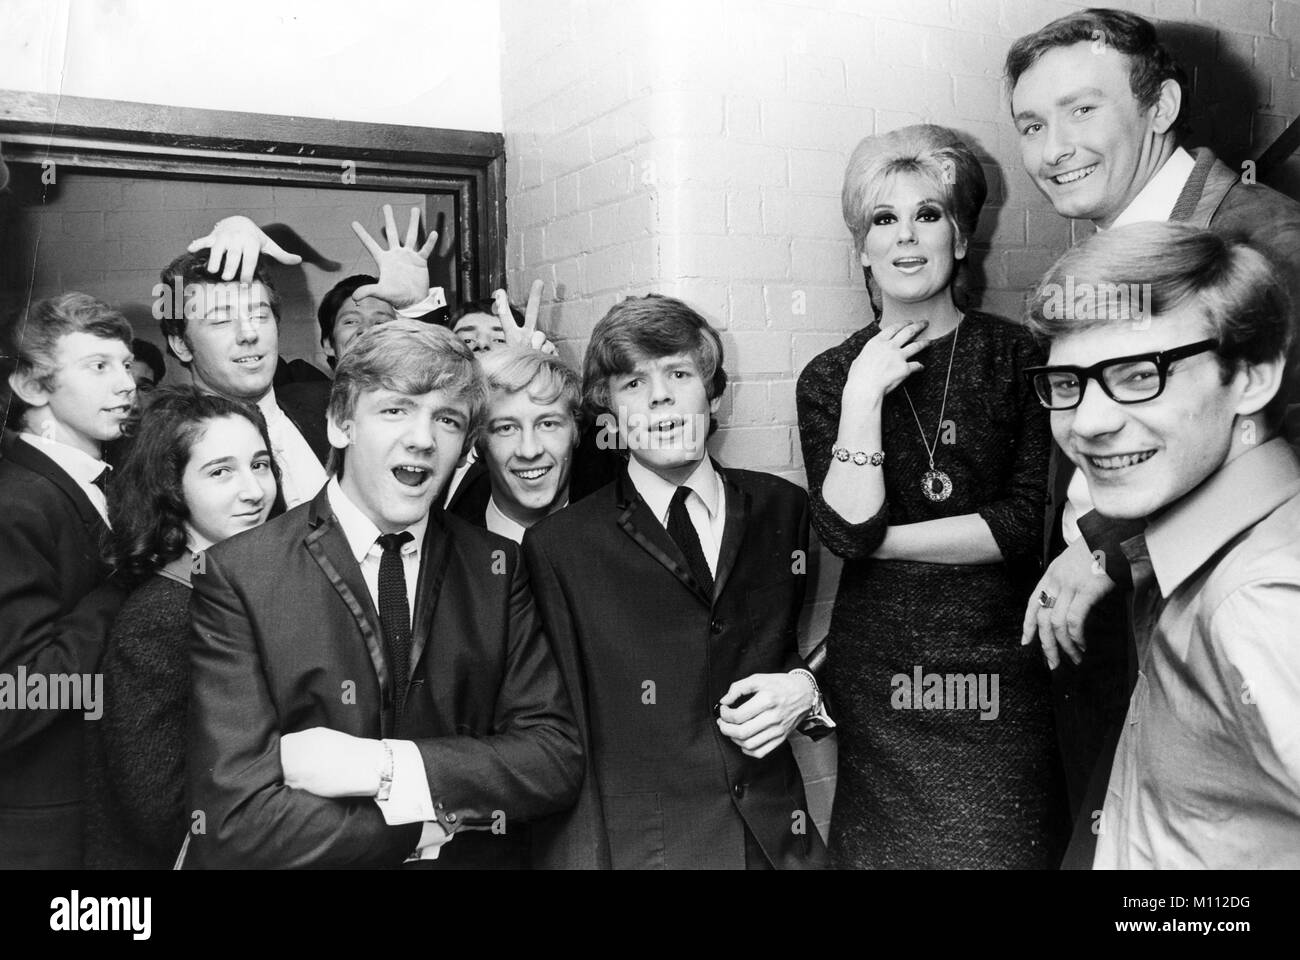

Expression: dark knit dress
xmin=796 ymin=311 xmax=1068 ymax=869
xmin=83 ymin=573 xmax=192 ymax=869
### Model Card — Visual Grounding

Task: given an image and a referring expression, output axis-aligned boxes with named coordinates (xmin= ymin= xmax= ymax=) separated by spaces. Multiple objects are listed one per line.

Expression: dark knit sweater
xmin=796 ymin=311 xmax=1068 ymax=868
xmin=83 ymin=574 xmax=192 ymax=869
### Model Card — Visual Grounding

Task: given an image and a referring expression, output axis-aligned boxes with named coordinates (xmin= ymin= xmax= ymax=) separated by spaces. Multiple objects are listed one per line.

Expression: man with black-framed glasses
xmin=1027 ymin=338 xmax=1219 ymax=412
xmin=1025 ymin=221 xmax=1300 ymax=868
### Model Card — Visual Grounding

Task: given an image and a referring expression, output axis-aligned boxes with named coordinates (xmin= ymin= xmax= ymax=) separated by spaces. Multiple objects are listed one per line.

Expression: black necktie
xmin=667 ymin=485 xmax=713 ymax=596
xmin=91 ymin=467 xmax=109 ymax=495
xmin=376 ymin=532 xmax=414 ymax=702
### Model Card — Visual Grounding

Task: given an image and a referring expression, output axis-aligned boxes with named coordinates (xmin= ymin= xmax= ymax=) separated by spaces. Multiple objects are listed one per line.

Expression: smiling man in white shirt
xmin=1024 ymin=222 xmax=1300 ymax=868
xmin=158 ymin=248 xmax=330 ymax=509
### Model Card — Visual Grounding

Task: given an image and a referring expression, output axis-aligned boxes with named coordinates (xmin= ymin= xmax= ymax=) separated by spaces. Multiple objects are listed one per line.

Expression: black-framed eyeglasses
xmin=1024 ymin=339 xmax=1219 ymax=411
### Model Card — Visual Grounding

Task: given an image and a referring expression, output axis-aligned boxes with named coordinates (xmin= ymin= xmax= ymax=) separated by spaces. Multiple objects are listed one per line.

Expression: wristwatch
xmin=832 ymin=444 xmax=884 ymax=466
xmin=790 ymin=667 xmax=833 ymax=729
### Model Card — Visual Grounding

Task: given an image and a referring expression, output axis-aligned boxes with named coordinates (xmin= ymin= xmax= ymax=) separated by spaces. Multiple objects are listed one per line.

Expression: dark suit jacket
xmin=445 ymin=458 xmax=490 ymax=519
xmin=186 ymin=486 xmax=583 ymax=869
xmin=523 ymin=462 xmax=829 ymax=870
xmin=0 ymin=430 xmax=125 ymax=867
xmin=275 ymin=380 xmax=332 ymax=465
xmin=274 ymin=356 xmax=330 ymax=387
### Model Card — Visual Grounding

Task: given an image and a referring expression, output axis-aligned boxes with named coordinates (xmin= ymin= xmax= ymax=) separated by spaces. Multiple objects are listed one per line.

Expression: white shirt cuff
xmin=374 ymin=739 xmax=435 ymax=825
xmin=412 ymin=821 xmax=451 ymax=861
xmin=396 ymin=287 xmax=447 ymax=318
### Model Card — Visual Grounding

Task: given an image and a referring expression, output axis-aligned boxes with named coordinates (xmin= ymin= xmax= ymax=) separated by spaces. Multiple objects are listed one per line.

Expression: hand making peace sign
xmin=492 ymin=279 xmax=557 ymax=355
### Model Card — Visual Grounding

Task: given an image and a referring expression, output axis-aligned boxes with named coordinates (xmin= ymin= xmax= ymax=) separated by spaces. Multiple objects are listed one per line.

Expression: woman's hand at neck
xmin=878 ymin=292 xmax=963 ymax=342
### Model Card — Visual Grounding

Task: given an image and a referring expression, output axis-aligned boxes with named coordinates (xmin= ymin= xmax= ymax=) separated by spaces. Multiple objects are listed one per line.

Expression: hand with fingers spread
xmin=716 ymin=673 xmax=816 ymax=759
xmin=187 ymin=215 xmax=302 ymax=283
xmin=350 ymin=204 xmax=438 ymax=310
xmin=1021 ymin=535 xmax=1117 ymax=669
xmin=844 ymin=320 xmax=929 ymax=405
xmin=492 ymin=280 xmax=557 ymax=355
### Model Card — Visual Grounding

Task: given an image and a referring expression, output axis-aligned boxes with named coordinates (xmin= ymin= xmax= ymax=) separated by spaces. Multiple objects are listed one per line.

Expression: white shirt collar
xmin=627 ymin=456 xmax=721 ymax=524
xmin=255 ymin=387 xmax=281 ymax=420
xmin=485 ymin=496 xmax=528 ymax=544
xmin=326 ymin=476 xmax=427 ymax=563
xmin=1106 ymin=146 xmax=1196 ymax=230
xmin=19 ymin=432 xmax=108 ymax=486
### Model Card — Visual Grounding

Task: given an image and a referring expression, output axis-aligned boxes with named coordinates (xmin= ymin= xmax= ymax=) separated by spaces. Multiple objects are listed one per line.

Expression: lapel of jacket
xmin=712 ymin=462 xmax=751 ymax=602
xmin=301 ymin=486 xmax=391 ymax=702
xmin=1171 ymin=148 xmax=1235 ymax=228
xmin=613 ymin=463 xmax=713 ymax=608
xmin=2 ymin=429 xmax=106 ymax=534
xmin=408 ymin=508 xmax=452 ymax=683
xmin=444 ymin=457 xmax=487 ymax=512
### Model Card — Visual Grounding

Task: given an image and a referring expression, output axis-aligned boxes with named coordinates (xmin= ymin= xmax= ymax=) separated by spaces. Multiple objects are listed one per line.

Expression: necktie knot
xmin=91 ymin=466 xmax=110 ymax=495
xmin=377 ymin=531 xmax=413 ymax=554
xmin=671 ymin=485 xmax=695 ymax=510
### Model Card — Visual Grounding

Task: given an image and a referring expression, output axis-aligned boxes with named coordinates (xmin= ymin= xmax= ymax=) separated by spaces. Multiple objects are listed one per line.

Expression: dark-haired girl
xmin=84 ymin=386 xmax=278 ymax=868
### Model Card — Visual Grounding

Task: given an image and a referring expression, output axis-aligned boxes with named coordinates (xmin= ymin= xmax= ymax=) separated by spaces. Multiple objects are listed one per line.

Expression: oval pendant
xmin=922 ymin=469 xmax=952 ymax=502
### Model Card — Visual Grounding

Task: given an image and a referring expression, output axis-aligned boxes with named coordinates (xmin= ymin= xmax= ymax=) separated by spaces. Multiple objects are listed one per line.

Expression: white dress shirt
xmin=1062 ymin=147 xmax=1197 ymax=545
xmin=484 ymin=495 xmax=569 ymax=544
xmin=325 ymin=478 xmax=445 ymax=858
xmin=626 ymin=456 xmax=725 ymax=574
xmin=19 ymin=432 xmax=111 ymax=525
xmin=442 ymin=448 xmax=479 ymax=508
xmin=485 ymin=496 xmax=529 ymax=544
xmin=1106 ymin=146 xmax=1196 ymax=230
xmin=257 ymin=388 xmax=328 ymax=509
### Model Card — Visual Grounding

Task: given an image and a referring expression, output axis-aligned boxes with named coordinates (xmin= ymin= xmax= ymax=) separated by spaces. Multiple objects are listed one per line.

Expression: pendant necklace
xmin=901 ymin=315 xmax=960 ymax=503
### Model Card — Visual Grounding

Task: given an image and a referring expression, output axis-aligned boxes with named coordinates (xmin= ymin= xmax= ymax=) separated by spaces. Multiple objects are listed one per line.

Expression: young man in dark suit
xmin=448 ymin=346 xmax=582 ymax=542
xmin=524 ymin=294 xmax=831 ymax=870
xmin=185 ymin=319 xmax=581 ymax=868
xmin=0 ymin=293 xmax=135 ymax=867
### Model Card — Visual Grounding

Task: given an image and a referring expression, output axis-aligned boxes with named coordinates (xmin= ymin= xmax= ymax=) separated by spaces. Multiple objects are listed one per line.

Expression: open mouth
xmin=652 ymin=417 xmax=682 ymax=433
xmin=392 ymin=465 xmax=432 ymax=488
xmin=892 ymin=256 xmax=927 ymax=268
xmin=103 ymin=404 xmax=132 ymax=415
xmin=1050 ymin=163 xmax=1098 ymax=186
xmin=511 ymin=465 xmax=552 ymax=482
xmin=1085 ymin=449 xmax=1155 ymax=471
xmin=233 ymin=354 xmax=265 ymax=366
